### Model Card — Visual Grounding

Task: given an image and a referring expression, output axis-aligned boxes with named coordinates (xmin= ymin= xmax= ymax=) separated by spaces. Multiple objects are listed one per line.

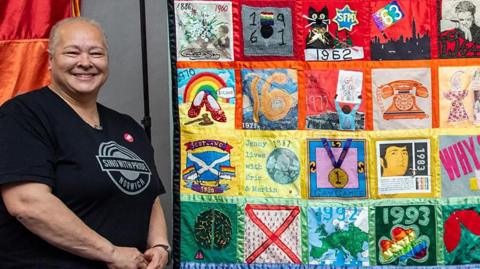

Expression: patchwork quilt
xmin=169 ymin=0 xmax=480 ymax=267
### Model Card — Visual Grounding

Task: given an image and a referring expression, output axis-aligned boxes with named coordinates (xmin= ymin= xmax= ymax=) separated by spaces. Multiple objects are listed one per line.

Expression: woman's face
xmin=49 ymin=21 xmax=109 ymax=97
xmin=458 ymin=11 xmax=474 ymax=29
xmin=451 ymin=72 xmax=464 ymax=90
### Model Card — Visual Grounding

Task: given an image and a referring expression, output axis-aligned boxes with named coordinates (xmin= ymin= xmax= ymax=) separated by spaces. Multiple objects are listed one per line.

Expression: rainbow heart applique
xmin=379 ymin=225 xmax=429 ymax=265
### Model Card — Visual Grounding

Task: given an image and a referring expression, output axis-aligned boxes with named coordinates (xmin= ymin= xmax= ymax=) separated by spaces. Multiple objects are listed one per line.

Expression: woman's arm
xmin=1 ymin=182 xmax=147 ymax=269
xmin=144 ymin=196 xmax=170 ymax=269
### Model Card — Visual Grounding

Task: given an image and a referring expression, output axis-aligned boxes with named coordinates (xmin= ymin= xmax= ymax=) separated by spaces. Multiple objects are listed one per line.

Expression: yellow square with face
xmin=369 ymin=130 xmax=439 ymax=199
xmin=380 ymin=144 xmax=410 ymax=177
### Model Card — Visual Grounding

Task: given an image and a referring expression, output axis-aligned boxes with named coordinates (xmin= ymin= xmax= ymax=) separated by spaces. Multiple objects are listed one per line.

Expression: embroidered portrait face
xmin=380 ymin=143 xmax=411 ymax=177
xmin=439 ymin=0 xmax=480 ymax=58
xmin=375 ymin=139 xmax=431 ymax=196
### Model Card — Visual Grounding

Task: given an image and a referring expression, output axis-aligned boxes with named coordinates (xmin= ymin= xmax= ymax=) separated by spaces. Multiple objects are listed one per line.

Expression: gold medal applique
xmin=328 ymin=167 xmax=349 ymax=188
xmin=322 ymin=138 xmax=353 ymax=189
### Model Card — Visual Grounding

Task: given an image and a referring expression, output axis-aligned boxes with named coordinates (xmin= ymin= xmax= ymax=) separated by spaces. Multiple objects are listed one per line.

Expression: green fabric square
xmin=442 ymin=204 xmax=480 ymax=265
xmin=374 ymin=205 xmax=437 ymax=266
xmin=181 ymin=202 xmax=238 ymax=263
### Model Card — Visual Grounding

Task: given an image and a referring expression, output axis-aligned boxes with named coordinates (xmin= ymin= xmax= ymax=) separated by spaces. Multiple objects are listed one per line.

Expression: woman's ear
xmin=47 ymin=51 xmax=53 ymax=71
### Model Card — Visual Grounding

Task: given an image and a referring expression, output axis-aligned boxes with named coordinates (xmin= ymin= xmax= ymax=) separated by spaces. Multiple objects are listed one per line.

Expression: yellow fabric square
xmin=243 ymin=131 xmax=305 ymax=198
xmin=180 ymin=130 xmax=243 ymax=196
xmin=177 ymin=68 xmax=236 ymax=131
xmin=368 ymin=129 xmax=440 ymax=199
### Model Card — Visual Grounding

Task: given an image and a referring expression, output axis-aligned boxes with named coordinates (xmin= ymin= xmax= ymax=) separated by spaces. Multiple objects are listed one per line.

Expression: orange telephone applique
xmin=376 ymin=80 xmax=429 ymax=120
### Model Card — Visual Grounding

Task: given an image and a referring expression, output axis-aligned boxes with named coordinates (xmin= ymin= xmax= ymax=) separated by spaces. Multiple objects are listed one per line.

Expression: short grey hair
xmin=456 ymin=1 xmax=476 ymax=15
xmin=48 ymin=17 xmax=109 ymax=53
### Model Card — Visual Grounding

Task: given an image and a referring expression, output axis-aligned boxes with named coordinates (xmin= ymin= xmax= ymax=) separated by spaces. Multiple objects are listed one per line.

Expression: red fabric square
xmin=301 ymin=0 xmax=371 ymax=61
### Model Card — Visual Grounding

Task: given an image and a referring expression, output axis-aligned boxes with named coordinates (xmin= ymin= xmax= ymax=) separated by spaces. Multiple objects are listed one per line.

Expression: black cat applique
xmin=305 ymin=6 xmax=334 ymax=49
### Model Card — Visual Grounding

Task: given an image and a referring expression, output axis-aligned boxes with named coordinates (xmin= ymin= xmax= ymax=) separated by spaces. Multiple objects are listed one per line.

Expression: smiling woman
xmin=48 ymin=18 xmax=109 ymax=129
xmin=0 ymin=17 xmax=170 ymax=269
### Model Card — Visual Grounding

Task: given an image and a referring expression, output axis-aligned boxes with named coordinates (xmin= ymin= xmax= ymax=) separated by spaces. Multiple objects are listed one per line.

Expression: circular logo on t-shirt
xmin=96 ymin=141 xmax=151 ymax=195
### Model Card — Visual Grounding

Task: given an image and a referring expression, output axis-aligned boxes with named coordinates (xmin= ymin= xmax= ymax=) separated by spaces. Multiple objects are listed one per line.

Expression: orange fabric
xmin=235 ymin=69 xmax=243 ymax=129
xmin=178 ymin=58 xmax=480 ymax=131
xmin=297 ymin=68 xmax=305 ymax=130
xmin=0 ymin=0 xmax=80 ymax=105
xmin=72 ymin=0 xmax=81 ymax=17
xmin=177 ymin=61 xmax=235 ymax=69
xmin=364 ymin=66 xmax=373 ymax=130
xmin=431 ymin=64 xmax=439 ymax=128
xmin=0 ymin=40 xmax=50 ymax=105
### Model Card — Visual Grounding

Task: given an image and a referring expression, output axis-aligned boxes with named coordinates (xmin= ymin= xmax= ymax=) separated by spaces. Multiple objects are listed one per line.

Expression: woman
xmin=444 ymin=71 xmax=470 ymax=123
xmin=0 ymin=17 xmax=169 ymax=268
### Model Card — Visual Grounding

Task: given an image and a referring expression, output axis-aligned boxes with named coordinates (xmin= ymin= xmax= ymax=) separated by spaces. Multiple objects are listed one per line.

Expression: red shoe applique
xmin=188 ymin=91 xmax=206 ymax=118
xmin=205 ymin=93 xmax=226 ymax=122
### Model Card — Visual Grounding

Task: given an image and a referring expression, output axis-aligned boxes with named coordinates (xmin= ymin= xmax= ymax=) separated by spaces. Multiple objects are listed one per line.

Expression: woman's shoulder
xmin=0 ymin=87 xmax=53 ymax=116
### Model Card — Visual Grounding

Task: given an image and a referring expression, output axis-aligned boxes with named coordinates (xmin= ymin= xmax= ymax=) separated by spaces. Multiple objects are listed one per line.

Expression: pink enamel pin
xmin=124 ymin=133 xmax=134 ymax=143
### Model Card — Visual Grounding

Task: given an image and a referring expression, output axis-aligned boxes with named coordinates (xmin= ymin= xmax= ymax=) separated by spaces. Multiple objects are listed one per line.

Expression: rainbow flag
xmin=219 ymin=165 xmax=235 ymax=179
xmin=0 ymin=0 xmax=80 ymax=105
xmin=260 ymin=12 xmax=274 ymax=26
xmin=182 ymin=166 xmax=198 ymax=180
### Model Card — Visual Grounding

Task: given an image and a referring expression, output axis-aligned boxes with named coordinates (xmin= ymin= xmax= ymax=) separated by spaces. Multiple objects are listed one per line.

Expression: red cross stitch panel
xmin=243 ymin=204 xmax=302 ymax=264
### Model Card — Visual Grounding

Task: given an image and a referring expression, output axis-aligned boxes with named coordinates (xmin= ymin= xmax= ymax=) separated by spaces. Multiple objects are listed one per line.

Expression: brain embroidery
xmin=194 ymin=209 xmax=233 ymax=249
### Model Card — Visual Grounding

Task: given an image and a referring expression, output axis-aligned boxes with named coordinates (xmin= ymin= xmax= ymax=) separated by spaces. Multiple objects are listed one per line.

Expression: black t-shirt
xmin=0 ymin=87 xmax=165 ymax=268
